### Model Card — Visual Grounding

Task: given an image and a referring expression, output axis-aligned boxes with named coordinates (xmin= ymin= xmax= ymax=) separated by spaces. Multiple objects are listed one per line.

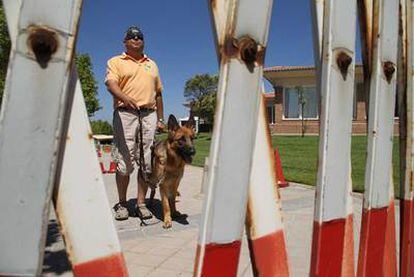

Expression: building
xmin=179 ymin=116 xmax=200 ymax=133
xmin=92 ymin=134 xmax=114 ymax=145
xmin=263 ymin=65 xmax=399 ymax=135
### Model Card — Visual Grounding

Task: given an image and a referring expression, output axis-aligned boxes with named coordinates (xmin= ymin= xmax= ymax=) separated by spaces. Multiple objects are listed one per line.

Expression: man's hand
xmin=106 ymin=80 xmax=138 ymax=110
xmin=120 ymin=94 xmax=138 ymax=109
xmin=157 ymin=120 xmax=166 ymax=132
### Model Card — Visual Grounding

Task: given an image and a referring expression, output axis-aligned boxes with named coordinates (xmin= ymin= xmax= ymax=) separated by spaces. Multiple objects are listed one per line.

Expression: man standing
xmin=105 ymin=26 xmax=165 ymax=220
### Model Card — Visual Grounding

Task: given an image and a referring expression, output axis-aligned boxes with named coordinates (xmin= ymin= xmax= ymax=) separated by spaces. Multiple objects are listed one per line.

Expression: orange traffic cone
xmin=103 ymin=145 xmax=112 ymax=153
xmin=99 ymin=162 xmax=106 ymax=174
xmin=107 ymin=160 xmax=116 ymax=174
xmin=274 ymin=148 xmax=289 ymax=188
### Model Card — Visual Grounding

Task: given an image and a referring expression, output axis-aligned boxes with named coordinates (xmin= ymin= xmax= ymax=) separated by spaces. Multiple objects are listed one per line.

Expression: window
xmin=267 ymin=104 xmax=275 ymax=124
xmin=283 ymin=86 xmax=318 ymax=119
xmin=354 ymin=83 xmax=364 ymax=119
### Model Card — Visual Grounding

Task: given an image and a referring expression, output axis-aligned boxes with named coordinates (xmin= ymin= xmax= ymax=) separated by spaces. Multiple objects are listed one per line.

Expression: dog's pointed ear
xmin=168 ymin=115 xmax=180 ymax=132
xmin=185 ymin=113 xmax=196 ymax=131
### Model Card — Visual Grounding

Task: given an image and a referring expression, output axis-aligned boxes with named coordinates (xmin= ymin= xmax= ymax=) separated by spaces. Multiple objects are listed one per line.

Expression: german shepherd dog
xmin=149 ymin=114 xmax=196 ymax=228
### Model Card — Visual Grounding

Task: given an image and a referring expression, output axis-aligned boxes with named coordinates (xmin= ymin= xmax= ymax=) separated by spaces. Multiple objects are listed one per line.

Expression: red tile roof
xmin=264 ymin=65 xmax=315 ymax=72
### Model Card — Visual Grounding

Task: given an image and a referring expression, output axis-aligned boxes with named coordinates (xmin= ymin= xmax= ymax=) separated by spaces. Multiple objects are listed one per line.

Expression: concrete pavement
xmin=42 ymin=165 xmax=400 ymax=276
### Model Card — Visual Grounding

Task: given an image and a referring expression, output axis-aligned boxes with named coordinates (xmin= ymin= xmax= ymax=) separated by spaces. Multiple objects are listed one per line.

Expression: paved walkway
xmin=42 ymin=165 xmax=400 ymax=276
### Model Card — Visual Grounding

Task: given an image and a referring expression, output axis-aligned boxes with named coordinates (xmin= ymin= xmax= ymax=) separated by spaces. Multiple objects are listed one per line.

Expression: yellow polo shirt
xmin=105 ymin=53 xmax=163 ymax=109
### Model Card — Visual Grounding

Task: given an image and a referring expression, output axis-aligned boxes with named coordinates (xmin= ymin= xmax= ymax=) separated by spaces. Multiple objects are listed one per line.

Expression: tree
xmin=194 ymin=92 xmax=216 ymax=125
xmin=90 ymin=120 xmax=113 ymax=135
xmin=0 ymin=3 xmax=100 ymax=116
xmin=295 ymin=86 xmax=307 ymax=137
xmin=75 ymin=54 xmax=101 ymax=116
xmin=184 ymin=74 xmax=219 ymax=126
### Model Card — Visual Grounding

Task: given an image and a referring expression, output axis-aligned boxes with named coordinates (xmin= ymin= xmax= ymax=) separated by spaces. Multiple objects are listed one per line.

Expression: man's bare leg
xmin=116 ymin=172 xmax=129 ymax=203
xmin=113 ymin=172 xmax=130 ymax=220
xmin=137 ymin=172 xmax=152 ymax=219
xmin=137 ymin=172 xmax=149 ymax=204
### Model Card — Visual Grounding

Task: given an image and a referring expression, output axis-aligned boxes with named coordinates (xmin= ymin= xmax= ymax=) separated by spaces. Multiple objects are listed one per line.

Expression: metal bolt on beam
xmin=238 ymin=36 xmax=258 ymax=64
xmin=223 ymin=35 xmax=265 ymax=72
xmin=27 ymin=26 xmax=58 ymax=69
xmin=383 ymin=61 xmax=396 ymax=84
xmin=336 ymin=51 xmax=353 ymax=80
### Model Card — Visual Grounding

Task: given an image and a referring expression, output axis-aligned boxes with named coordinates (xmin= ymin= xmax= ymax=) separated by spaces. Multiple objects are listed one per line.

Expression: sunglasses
xmin=128 ymin=36 xmax=143 ymax=41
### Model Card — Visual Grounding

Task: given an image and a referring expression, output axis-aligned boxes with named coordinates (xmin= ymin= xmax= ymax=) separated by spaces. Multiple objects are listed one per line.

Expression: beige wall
xmin=263 ymin=66 xmax=399 ymax=135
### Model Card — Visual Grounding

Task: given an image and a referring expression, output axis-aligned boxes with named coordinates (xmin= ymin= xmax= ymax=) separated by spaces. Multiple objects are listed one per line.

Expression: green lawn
xmin=187 ymin=133 xmax=401 ymax=194
xmin=191 ymin=133 xmax=213 ymax=166
xmin=272 ymin=136 xmax=400 ymax=193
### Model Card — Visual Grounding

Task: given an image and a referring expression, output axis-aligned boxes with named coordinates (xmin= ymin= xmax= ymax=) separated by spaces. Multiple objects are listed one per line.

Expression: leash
xmin=139 ymin=217 xmax=160 ymax=226
xmin=137 ymin=109 xmax=150 ymax=185
xmin=136 ymin=109 xmax=163 ymax=189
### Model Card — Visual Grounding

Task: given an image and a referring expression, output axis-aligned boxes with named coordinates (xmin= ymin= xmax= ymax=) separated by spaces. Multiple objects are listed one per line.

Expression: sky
xmin=76 ymin=0 xmax=323 ymax=122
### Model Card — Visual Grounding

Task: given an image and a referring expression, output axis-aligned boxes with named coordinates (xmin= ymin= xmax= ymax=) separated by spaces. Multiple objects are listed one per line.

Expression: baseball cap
xmin=124 ymin=26 xmax=144 ymax=41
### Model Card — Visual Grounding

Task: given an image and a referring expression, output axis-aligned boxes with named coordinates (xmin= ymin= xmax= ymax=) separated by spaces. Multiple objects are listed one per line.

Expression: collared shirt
xmin=105 ymin=53 xmax=163 ymax=109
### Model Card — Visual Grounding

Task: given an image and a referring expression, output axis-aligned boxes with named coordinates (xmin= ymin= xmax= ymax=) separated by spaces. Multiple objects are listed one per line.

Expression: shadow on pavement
xmin=126 ymin=197 xmax=190 ymax=226
xmin=44 ymin=220 xmax=61 ymax=247
xmin=42 ymin=220 xmax=71 ymax=274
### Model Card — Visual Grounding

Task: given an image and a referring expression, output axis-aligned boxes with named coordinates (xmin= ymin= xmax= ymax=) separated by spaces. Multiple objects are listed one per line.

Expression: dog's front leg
xmin=160 ymin=186 xmax=172 ymax=229
xmin=169 ymin=197 xmax=179 ymax=218
xmin=170 ymin=180 xmax=181 ymax=218
xmin=169 ymin=193 xmax=181 ymax=219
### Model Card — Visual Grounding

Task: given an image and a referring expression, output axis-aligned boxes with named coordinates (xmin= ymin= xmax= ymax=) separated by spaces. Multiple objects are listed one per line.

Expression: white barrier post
xmin=55 ymin=80 xmax=127 ymax=276
xmin=245 ymin=94 xmax=290 ymax=276
xmin=194 ymin=0 xmax=273 ymax=275
xmin=357 ymin=0 xmax=399 ymax=275
xmin=0 ymin=1 xmax=82 ymax=274
xmin=400 ymin=1 xmax=414 ymax=276
xmin=310 ymin=0 xmax=357 ymax=275
xmin=0 ymin=1 xmax=128 ymax=275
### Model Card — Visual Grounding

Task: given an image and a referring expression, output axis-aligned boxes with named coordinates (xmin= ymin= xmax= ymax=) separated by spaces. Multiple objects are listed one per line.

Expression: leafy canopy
xmin=75 ymin=54 xmax=101 ymax=116
xmin=184 ymin=74 xmax=218 ymax=125
xmin=91 ymin=120 xmax=113 ymax=135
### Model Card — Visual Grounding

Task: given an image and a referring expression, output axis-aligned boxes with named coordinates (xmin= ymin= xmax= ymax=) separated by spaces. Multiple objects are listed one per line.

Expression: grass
xmin=272 ymin=136 xmax=400 ymax=193
xmin=191 ymin=133 xmax=212 ymax=166
xmin=179 ymin=133 xmax=402 ymax=194
xmin=270 ymin=136 xmax=319 ymax=188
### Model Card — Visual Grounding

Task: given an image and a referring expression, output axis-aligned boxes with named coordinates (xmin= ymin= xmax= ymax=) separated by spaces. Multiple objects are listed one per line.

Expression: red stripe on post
xmin=310 ymin=215 xmax=354 ymax=277
xmin=357 ymin=202 xmax=397 ymax=276
xmin=401 ymin=199 xmax=414 ymax=277
xmin=72 ymin=252 xmax=128 ymax=277
xmin=194 ymin=241 xmax=241 ymax=276
xmin=247 ymin=230 xmax=289 ymax=276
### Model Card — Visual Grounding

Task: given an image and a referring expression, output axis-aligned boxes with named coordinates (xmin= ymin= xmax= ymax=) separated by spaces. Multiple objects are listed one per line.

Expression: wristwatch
xmin=158 ymin=118 xmax=164 ymax=123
